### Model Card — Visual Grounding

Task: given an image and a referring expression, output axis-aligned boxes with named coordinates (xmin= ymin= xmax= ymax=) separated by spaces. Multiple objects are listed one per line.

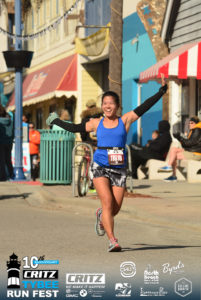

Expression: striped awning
xmin=139 ymin=41 xmax=201 ymax=82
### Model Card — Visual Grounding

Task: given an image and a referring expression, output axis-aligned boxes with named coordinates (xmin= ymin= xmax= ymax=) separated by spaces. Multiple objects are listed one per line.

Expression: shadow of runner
xmin=121 ymin=244 xmax=201 ymax=252
xmin=0 ymin=193 xmax=31 ymax=200
xmin=133 ymin=185 xmax=151 ymax=189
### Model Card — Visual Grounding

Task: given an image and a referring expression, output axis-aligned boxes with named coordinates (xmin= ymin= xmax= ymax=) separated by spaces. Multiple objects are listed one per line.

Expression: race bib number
xmin=108 ymin=149 xmax=124 ymax=165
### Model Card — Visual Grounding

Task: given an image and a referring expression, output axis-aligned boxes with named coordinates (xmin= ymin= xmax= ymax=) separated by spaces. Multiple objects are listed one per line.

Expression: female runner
xmin=46 ymin=76 xmax=167 ymax=252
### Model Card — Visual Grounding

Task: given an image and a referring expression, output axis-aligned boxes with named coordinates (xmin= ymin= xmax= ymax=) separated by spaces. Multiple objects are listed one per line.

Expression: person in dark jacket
xmin=80 ymin=99 xmax=103 ymax=147
xmin=130 ymin=120 xmax=172 ymax=178
xmin=158 ymin=116 xmax=201 ymax=182
xmin=0 ymin=105 xmax=14 ymax=181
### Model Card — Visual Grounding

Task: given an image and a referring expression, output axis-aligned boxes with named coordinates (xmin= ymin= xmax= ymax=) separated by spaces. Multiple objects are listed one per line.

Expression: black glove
xmin=173 ymin=132 xmax=181 ymax=140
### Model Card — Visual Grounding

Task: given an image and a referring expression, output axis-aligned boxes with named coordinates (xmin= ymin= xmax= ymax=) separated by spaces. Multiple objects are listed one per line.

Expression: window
xmin=65 ymin=98 xmax=75 ymax=122
xmin=49 ymin=104 xmax=56 ymax=113
xmin=56 ymin=0 xmax=59 ymax=15
xmin=8 ymin=13 xmax=15 ymax=50
xmin=196 ymin=80 xmax=201 ymax=120
xmin=85 ymin=0 xmax=111 ymax=36
xmin=36 ymin=108 xmax=43 ymax=129
xmin=181 ymin=81 xmax=190 ymax=133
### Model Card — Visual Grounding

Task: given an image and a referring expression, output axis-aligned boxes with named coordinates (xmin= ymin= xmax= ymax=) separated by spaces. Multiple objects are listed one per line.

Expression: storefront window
xmin=181 ymin=81 xmax=189 ymax=133
xmin=49 ymin=104 xmax=56 ymax=113
xmin=65 ymin=98 xmax=75 ymax=122
xmin=36 ymin=108 xmax=43 ymax=129
xmin=197 ymin=80 xmax=201 ymax=120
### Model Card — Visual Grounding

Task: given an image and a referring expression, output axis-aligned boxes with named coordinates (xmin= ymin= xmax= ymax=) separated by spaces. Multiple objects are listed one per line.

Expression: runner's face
xmin=102 ymin=96 xmax=118 ymax=118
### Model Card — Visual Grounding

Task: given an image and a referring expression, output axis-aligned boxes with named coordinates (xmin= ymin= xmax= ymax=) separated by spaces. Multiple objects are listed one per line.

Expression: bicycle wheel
xmin=77 ymin=157 xmax=89 ymax=196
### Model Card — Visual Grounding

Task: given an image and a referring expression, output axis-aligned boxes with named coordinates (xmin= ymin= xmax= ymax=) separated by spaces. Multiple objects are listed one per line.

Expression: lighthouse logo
xmin=7 ymin=253 xmax=21 ymax=288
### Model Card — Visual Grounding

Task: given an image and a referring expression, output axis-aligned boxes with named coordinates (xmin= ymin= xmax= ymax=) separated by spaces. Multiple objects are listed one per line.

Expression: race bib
xmin=108 ymin=149 xmax=124 ymax=165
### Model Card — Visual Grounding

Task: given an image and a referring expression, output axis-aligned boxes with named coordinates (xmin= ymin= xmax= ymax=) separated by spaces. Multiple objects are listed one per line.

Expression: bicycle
xmin=77 ymin=146 xmax=93 ymax=197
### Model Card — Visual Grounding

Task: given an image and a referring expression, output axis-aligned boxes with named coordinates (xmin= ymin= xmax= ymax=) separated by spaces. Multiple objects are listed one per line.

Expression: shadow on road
xmin=133 ymin=185 xmax=151 ymax=189
xmin=121 ymin=244 xmax=201 ymax=252
xmin=0 ymin=193 xmax=31 ymax=201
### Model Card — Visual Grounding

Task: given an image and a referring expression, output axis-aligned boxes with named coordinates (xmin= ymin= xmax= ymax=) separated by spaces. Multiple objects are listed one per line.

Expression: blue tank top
xmin=93 ymin=118 xmax=127 ymax=168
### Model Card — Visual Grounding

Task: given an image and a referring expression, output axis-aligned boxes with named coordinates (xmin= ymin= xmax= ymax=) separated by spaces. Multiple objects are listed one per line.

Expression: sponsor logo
xmin=144 ymin=264 xmax=159 ymax=285
xmin=120 ymin=262 xmax=136 ymax=278
xmin=162 ymin=261 xmax=184 ymax=275
xmin=80 ymin=289 xmax=88 ymax=297
xmin=66 ymin=274 xmax=105 ymax=284
xmin=66 ymin=273 xmax=105 ymax=298
xmin=140 ymin=286 xmax=168 ymax=297
xmin=115 ymin=283 xmax=131 ymax=297
xmin=174 ymin=278 xmax=192 ymax=297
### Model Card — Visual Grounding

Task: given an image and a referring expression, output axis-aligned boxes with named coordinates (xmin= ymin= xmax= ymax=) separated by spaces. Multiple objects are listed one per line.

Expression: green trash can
xmin=39 ymin=130 xmax=75 ymax=184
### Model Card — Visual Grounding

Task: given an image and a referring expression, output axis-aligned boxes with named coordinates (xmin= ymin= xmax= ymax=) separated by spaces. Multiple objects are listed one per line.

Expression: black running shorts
xmin=90 ymin=162 xmax=127 ymax=187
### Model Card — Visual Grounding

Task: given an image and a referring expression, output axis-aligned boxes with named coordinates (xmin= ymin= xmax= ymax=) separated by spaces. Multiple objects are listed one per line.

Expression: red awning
xmin=9 ymin=54 xmax=77 ymax=108
xmin=139 ymin=41 xmax=201 ymax=82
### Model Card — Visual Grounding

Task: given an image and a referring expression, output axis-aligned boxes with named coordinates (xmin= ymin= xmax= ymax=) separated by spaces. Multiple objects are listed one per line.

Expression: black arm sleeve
xmin=133 ymin=84 xmax=167 ymax=117
xmin=52 ymin=118 xmax=87 ymax=133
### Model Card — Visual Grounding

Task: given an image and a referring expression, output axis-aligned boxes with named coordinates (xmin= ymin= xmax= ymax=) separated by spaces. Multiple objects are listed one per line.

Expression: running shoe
xmin=95 ymin=208 xmax=105 ymax=236
xmin=158 ymin=166 xmax=173 ymax=172
xmin=108 ymin=238 xmax=122 ymax=252
xmin=88 ymin=188 xmax=97 ymax=194
xmin=163 ymin=175 xmax=177 ymax=182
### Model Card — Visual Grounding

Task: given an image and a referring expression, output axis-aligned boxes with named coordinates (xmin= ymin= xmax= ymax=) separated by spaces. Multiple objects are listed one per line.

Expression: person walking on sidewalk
xmin=29 ymin=122 xmax=40 ymax=181
xmin=80 ymin=99 xmax=103 ymax=147
xmin=46 ymin=76 xmax=167 ymax=252
xmin=158 ymin=116 xmax=201 ymax=182
xmin=0 ymin=105 xmax=14 ymax=181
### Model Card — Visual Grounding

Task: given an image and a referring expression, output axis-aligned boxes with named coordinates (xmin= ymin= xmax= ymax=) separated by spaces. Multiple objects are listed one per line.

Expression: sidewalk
xmin=0 ymin=179 xmax=200 ymax=231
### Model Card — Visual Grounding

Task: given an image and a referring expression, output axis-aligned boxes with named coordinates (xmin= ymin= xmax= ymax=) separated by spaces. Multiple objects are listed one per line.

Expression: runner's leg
xmin=111 ymin=186 xmax=125 ymax=216
xmin=93 ymin=177 xmax=115 ymax=240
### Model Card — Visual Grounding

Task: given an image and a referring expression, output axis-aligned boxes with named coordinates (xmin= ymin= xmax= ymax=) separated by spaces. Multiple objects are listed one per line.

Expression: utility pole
xmin=109 ymin=0 xmax=123 ymax=109
xmin=3 ymin=0 xmax=33 ymax=180
xmin=14 ymin=0 xmax=25 ymax=180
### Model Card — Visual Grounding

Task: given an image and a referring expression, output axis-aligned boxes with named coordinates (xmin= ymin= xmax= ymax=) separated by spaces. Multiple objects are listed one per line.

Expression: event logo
xmin=162 ymin=261 xmax=184 ymax=275
xmin=140 ymin=286 xmax=168 ymax=297
xmin=120 ymin=262 xmax=136 ymax=278
xmin=174 ymin=278 xmax=192 ymax=297
xmin=7 ymin=253 xmax=21 ymax=289
xmin=144 ymin=264 xmax=159 ymax=285
xmin=115 ymin=283 xmax=131 ymax=297
xmin=66 ymin=273 xmax=105 ymax=298
xmin=7 ymin=254 xmax=59 ymax=298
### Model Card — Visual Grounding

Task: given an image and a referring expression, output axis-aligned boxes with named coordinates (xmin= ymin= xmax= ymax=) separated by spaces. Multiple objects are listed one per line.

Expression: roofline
xmin=161 ymin=0 xmax=174 ymax=42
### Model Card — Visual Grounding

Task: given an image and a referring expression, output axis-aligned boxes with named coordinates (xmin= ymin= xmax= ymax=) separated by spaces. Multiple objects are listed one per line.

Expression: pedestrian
xmin=46 ymin=75 xmax=167 ymax=252
xmin=80 ymin=99 xmax=103 ymax=147
xmin=158 ymin=116 xmax=201 ymax=182
xmin=146 ymin=129 xmax=159 ymax=147
xmin=52 ymin=109 xmax=71 ymax=130
xmin=29 ymin=122 xmax=40 ymax=181
xmin=130 ymin=120 xmax=172 ymax=178
xmin=0 ymin=104 xmax=14 ymax=181
xmin=22 ymin=114 xmax=29 ymax=124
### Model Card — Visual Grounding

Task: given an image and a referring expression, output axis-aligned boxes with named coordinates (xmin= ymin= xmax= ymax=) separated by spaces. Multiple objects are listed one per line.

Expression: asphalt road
xmin=0 ymin=194 xmax=200 ymax=299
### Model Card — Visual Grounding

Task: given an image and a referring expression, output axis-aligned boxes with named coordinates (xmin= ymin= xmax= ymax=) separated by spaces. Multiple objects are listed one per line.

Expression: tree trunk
xmin=109 ymin=0 xmax=123 ymax=110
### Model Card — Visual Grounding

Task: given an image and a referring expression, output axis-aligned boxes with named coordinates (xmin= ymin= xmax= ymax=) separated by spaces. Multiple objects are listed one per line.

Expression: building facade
xmin=122 ymin=0 xmax=168 ymax=145
xmin=161 ymin=0 xmax=201 ymax=132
